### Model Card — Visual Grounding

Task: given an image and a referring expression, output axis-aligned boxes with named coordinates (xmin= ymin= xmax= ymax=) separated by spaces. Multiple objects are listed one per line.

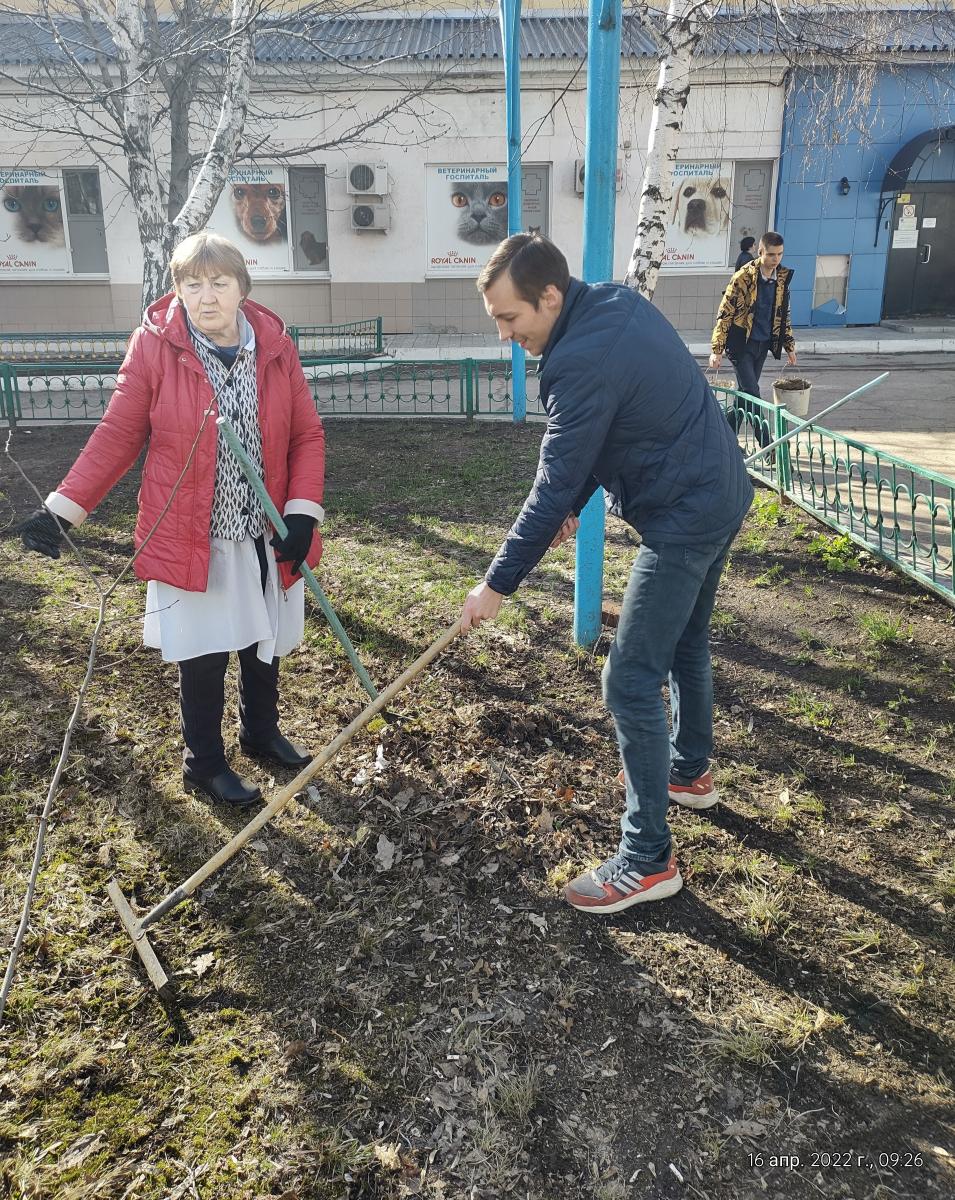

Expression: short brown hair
xmin=759 ymin=231 xmax=784 ymax=249
xmin=477 ymin=233 xmax=571 ymax=307
xmin=170 ymin=231 xmax=252 ymax=298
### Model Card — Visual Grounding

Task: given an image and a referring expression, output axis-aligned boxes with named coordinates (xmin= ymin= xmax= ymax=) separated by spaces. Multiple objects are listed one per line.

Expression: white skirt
xmin=143 ymin=535 xmax=305 ymax=664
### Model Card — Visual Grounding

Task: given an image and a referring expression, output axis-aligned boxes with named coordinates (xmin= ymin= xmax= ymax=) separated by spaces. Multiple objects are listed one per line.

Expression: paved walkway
xmin=384 ymin=319 xmax=955 ymax=359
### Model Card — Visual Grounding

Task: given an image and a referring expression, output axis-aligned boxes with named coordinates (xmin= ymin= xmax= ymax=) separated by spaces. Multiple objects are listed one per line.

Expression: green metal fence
xmin=0 ymin=362 xmax=121 ymax=423
xmin=292 ymin=318 xmax=383 ymax=360
xmin=0 ymin=331 xmax=132 ymax=363
xmin=0 ymin=318 xmax=382 ymax=365
xmin=1 ymin=357 xmax=951 ymax=605
xmin=713 ymin=385 xmax=955 ymax=606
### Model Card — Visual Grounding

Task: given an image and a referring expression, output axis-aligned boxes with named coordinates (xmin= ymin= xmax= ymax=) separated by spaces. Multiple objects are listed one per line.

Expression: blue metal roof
xmin=0 ymin=10 xmax=952 ymax=68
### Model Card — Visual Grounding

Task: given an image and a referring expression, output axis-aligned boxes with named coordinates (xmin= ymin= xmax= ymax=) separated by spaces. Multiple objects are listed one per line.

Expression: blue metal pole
xmin=574 ymin=0 xmax=622 ymax=647
xmin=499 ymin=0 xmax=527 ymax=422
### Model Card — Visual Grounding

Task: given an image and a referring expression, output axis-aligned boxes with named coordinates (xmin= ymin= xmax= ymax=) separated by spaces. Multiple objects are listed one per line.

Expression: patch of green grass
xmin=867 ymin=804 xmax=904 ymax=831
xmin=837 ymin=666 xmax=868 ymax=696
xmin=786 ymin=690 xmax=835 ymax=729
xmin=751 ymin=494 xmax=785 ymax=527
xmin=807 ymin=531 xmax=861 ymax=572
xmin=837 ymin=928 xmax=882 ymax=956
xmin=857 ymin=611 xmax=908 ymax=650
xmin=736 ymin=880 xmax=792 ymax=937
xmin=492 ymin=1063 xmax=542 ymax=1123
xmin=744 ymin=997 xmax=845 ymax=1053
xmin=752 ymin=563 xmax=785 ymax=588
xmin=704 ymin=1026 xmax=775 ymax=1067
xmin=927 ymin=860 xmax=955 ymax=904
xmin=796 ymin=627 xmax=825 ymax=651
xmin=894 ymin=959 xmax=927 ymax=1001
xmin=737 ymin=529 xmax=769 ymax=554
xmin=710 ymin=607 xmax=738 ymax=637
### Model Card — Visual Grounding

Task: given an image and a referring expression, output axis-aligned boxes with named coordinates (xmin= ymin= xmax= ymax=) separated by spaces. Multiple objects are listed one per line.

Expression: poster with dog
xmin=209 ymin=165 xmax=290 ymax=273
xmin=663 ymin=161 xmax=732 ymax=269
xmin=0 ymin=168 xmax=70 ymax=274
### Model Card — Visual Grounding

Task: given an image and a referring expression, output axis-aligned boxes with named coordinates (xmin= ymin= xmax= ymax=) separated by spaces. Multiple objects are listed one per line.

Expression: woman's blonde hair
xmin=170 ymin=231 xmax=252 ymax=298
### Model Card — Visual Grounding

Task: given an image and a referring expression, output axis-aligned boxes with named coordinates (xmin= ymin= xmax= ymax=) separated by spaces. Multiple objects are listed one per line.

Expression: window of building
xmin=813 ymin=254 xmax=850 ymax=312
xmin=1 ymin=166 xmax=109 ymax=276
xmin=727 ymin=161 xmax=774 ymax=269
xmin=288 ymin=167 xmax=329 ymax=272
xmin=661 ymin=158 xmax=775 ymax=272
xmin=209 ymin=164 xmax=330 ymax=276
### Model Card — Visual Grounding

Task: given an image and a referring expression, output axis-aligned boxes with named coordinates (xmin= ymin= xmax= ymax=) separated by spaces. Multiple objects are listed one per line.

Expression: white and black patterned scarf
xmin=187 ymin=310 xmax=266 ymax=541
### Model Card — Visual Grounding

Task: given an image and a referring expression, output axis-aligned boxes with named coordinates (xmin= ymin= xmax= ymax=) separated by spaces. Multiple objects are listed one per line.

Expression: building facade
xmin=777 ymin=63 xmax=955 ymax=327
xmin=0 ymin=12 xmax=951 ymax=335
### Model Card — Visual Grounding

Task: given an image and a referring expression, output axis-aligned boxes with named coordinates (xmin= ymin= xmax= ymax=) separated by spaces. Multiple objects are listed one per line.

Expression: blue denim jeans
xmin=601 ymin=528 xmax=740 ymax=867
xmin=728 ymin=339 xmax=772 ymax=448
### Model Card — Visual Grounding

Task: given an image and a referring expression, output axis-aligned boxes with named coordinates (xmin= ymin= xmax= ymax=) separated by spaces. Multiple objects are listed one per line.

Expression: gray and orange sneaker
xmin=668 ymin=770 xmax=719 ymax=810
xmin=563 ymin=853 xmax=683 ymax=914
xmin=615 ymin=768 xmax=720 ymax=811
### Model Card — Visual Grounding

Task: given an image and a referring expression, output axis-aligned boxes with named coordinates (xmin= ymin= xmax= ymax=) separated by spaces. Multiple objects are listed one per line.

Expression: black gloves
xmin=270 ymin=513 xmax=316 ymax=574
xmin=18 ymin=507 xmax=72 ymax=559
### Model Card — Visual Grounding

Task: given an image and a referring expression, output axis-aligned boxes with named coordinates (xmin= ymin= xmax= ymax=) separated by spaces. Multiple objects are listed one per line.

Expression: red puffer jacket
xmin=51 ymin=294 xmax=325 ymax=592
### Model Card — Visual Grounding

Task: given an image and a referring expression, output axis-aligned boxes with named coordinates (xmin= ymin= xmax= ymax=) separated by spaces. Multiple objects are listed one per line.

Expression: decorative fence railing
xmin=0 ymin=318 xmax=382 ymax=365
xmin=292 ymin=318 xmax=383 ymax=360
xmin=0 ymin=358 xmax=951 ymax=605
xmin=0 ymin=331 xmax=132 ymax=362
xmin=712 ymin=385 xmax=955 ymax=606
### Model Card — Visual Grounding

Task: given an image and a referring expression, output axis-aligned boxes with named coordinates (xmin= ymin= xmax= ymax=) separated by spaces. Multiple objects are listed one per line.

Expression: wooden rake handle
xmin=141 ymin=620 xmax=461 ymax=928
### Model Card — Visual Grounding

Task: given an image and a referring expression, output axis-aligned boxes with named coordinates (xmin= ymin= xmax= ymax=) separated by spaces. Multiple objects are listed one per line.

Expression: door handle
xmin=920 ymin=243 xmax=932 ymax=264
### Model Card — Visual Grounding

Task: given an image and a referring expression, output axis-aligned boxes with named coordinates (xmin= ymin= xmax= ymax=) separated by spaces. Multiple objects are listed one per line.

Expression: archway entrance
xmin=882 ymin=126 xmax=955 ymax=319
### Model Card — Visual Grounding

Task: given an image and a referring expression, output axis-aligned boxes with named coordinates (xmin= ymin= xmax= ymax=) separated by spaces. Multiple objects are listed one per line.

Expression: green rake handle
xmin=216 ymin=416 xmax=378 ymax=700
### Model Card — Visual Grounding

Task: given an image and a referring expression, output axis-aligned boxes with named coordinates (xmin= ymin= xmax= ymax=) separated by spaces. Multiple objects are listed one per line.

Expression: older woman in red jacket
xmin=19 ymin=231 xmax=326 ymax=807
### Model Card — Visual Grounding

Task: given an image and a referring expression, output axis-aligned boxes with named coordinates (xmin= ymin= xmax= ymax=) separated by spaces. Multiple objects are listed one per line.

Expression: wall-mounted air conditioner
xmin=347 ymin=162 xmax=389 ymax=195
xmin=351 ymin=203 xmax=390 ymax=231
xmin=574 ymin=158 xmax=624 ymax=194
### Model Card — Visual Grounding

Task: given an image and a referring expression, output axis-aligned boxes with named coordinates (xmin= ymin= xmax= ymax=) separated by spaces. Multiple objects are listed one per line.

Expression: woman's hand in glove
xmin=17 ymin=508 xmax=72 ymax=559
xmin=269 ymin=513 xmax=317 ymax=574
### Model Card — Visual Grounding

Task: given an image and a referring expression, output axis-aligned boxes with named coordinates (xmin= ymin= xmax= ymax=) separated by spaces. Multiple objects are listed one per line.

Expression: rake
xmin=108 ymin=619 xmax=461 ymax=996
xmin=217 ymin=415 xmax=379 ymax=701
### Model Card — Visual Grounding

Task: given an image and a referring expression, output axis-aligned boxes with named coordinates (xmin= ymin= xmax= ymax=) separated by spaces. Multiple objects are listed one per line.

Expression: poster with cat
xmin=427 ymin=165 xmax=510 ymax=275
xmin=0 ymin=168 xmax=70 ymax=273
xmin=208 ymin=165 xmax=290 ymax=274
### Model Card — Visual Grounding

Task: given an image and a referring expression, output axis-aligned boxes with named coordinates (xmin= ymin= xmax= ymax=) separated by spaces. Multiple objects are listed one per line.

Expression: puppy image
xmin=670 ymin=176 xmax=731 ymax=237
xmin=231 ymin=182 xmax=287 ymax=243
xmin=299 ymin=230 xmax=327 ymax=265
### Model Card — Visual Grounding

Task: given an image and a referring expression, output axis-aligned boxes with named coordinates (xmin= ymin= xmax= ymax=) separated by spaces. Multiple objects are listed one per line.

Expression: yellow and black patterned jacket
xmin=711 ymin=260 xmax=796 ymax=359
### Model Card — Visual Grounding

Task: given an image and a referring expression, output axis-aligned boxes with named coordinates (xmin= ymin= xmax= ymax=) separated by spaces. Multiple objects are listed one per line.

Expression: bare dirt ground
xmin=0 ymin=419 xmax=953 ymax=1200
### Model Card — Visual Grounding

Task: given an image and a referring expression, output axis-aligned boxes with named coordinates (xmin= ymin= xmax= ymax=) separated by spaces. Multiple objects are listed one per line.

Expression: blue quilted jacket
xmin=485 ymin=278 xmax=753 ymax=596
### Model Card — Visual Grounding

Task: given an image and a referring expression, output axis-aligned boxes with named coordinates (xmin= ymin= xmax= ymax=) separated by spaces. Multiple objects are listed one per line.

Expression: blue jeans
xmin=728 ymin=339 xmax=771 ymax=448
xmin=601 ymin=528 xmax=739 ymax=866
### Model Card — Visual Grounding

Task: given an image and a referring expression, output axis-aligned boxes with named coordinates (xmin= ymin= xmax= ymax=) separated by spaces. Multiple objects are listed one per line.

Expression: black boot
xmin=239 ymin=730 xmax=312 ymax=769
xmin=183 ymin=765 xmax=262 ymax=806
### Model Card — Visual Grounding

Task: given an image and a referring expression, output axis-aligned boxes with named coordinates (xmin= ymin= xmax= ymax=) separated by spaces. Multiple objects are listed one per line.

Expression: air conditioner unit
xmin=346 ymin=162 xmax=389 ymax=195
xmin=574 ymin=158 xmax=624 ymax=194
xmin=351 ymin=203 xmax=390 ymax=231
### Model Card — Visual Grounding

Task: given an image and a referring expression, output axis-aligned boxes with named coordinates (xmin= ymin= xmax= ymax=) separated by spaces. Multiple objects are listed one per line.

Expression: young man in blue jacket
xmin=459 ymin=233 xmax=753 ymax=913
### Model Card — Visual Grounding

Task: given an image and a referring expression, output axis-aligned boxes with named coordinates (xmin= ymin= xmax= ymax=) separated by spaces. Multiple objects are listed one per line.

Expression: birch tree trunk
xmin=95 ymin=0 xmax=173 ymax=309
xmin=172 ymin=0 xmax=255 ymax=250
xmin=94 ymin=0 xmax=255 ymax=309
xmin=623 ymin=0 xmax=710 ymax=300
